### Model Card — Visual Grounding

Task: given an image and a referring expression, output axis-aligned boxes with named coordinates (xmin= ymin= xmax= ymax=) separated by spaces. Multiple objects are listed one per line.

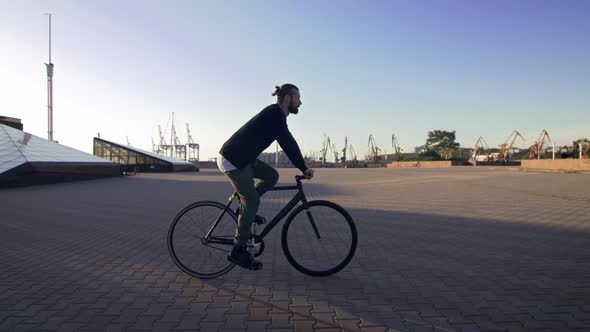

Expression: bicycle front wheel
xmin=281 ymin=200 xmax=357 ymax=276
xmin=167 ymin=201 xmax=237 ymax=279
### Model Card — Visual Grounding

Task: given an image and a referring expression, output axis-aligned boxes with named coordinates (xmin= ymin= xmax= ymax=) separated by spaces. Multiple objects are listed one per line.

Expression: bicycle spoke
xmin=203 ymin=243 xmax=232 ymax=253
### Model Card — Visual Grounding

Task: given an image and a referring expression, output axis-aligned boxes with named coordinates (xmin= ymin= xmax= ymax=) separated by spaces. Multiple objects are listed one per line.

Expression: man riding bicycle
xmin=217 ymin=84 xmax=314 ymax=270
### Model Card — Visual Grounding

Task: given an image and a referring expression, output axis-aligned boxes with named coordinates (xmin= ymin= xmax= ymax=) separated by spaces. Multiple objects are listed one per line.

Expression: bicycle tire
xmin=281 ymin=200 xmax=357 ymax=276
xmin=167 ymin=201 xmax=237 ymax=279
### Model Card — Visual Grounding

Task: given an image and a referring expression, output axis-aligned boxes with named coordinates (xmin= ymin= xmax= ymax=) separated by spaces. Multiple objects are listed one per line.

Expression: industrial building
xmin=93 ymin=137 xmax=198 ymax=172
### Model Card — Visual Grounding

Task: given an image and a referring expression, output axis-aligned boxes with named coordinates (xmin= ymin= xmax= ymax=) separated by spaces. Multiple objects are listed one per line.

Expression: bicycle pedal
xmin=246 ymin=241 xmax=260 ymax=255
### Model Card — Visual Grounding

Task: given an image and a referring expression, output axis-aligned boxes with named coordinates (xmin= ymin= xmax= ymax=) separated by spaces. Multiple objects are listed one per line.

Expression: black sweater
xmin=219 ymin=104 xmax=308 ymax=172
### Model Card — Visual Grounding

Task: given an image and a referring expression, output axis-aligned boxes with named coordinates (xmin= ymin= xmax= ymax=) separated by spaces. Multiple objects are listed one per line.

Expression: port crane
xmin=341 ymin=136 xmax=348 ymax=163
xmin=367 ymin=134 xmax=381 ymax=163
xmin=186 ymin=124 xmax=200 ymax=162
xmin=158 ymin=125 xmax=171 ymax=157
xmin=499 ymin=130 xmax=525 ymax=160
xmin=171 ymin=113 xmax=186 ymax=160
xmin=320 ymin=134 xmax=332 ymax=164
xmin=392 ymin=133 xmax=403 ymax=161
xmin=472 ymin=136 xmax=490 ymax=161
xmin=529 ymin=129 xmax=551 ymax=159
xmin=349 ymin=144 xmax=357 ymax=162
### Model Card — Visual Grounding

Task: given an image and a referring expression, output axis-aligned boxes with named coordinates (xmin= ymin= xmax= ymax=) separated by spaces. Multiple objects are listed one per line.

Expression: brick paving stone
xmin=380 ymin=318 xmax=413 ymax=331
xmin=52 ymin=322 xmax=86 ymax=332
xmin=246 ymin=320 xmax=271 ymax=332
xmin=360 ymin=317 xmax=387 ymax=328
xmin=289 ymin=306 xmax=312 ymax=321
xmin=176 ymin=315 xmax=203 ymax=330
xmin=453 ymin=323 xmax=482 ymax=332
xmin=254 ymin=287 xmax=272 ymax=296
xmin=337 ymin=319 xmax=362 ymax=331
xmin=29 ymin=315 xmax=70 ymax=331
xmin=102 ymin=301 xmax=131 ymax=316
xmin=80 ymin=315 xmax=119 ymax=330
xmin=406 ymin=326 xmax=435 ymax=332
xmin=187 ymin=302 xmax=209 ymax=314
xmin=0 ymin=317 xmax=26 ymax=331
xmin=310 ymin=301 xmax=334 ymax=313
xmin=292 ymin=320 xmax=315 ymax=331
xmin=495 ymin=321 xmax=528 ymax=332
xmin=101 ymin=322 xmax=134 ymax=332
xmin=144 ymin=303 xmax=170 ymax=315
xmin=291 ymin=296 xmax=309 ymax=307
xmin=69 ymin=308 xmax=102 ymax=324
xmin=111 ymin=308 xmax=144 ymax=323
xmin=270 ymin=300 xmax=291 ymax=313
xmin=202 ymin=308 xmax=229 ymax=322
xmin=159 ymin=308 xmax=188 ymax=322
xmin=312 ymin=313 xmax=337 ymax=329
xmin=211 ymin=296 xmax=233 ymax=308
xmin=11 ymin=323 xmax=42 ymax=332
xmin=360 ymin=327 xmax=387 ymax=332
xmin=249 ymin=306 xmax=272 ymax=321
xmin=269 ymin=312 xmax=292 ymax=329
xmin=179 ymin=287 xmax=201 ymax=298
xmin=151 ymin=321 xmax=179 ymax=331
xmin=438 ymin=309 xmax=474 ymax=325
xmin=223 ymin=314 xmax=248 ymax=329
xmin=198 ymin=321 xmax=224 ymax=332
xmin=127 ymin=315 xmax=160 ymax=330
xmin=194 ymin=291 xmax=217 ymax=303
xmin=226 ymin=301 xmax=251 ymax=315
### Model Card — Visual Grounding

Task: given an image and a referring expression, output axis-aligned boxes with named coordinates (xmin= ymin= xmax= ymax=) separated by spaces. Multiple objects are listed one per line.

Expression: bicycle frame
xmin=204 ymin=176 xmax=319 ymax=246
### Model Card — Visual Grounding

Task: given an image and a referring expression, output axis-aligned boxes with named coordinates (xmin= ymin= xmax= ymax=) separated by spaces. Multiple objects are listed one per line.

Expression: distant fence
xmin=386 ymin=161 xmax=453 ymax=168
xmin=521 ymin=159 xmax=590 ymax=172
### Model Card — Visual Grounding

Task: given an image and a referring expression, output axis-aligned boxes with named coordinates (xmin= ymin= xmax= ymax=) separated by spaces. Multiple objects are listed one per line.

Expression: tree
xmin=425 ymin=130 xmax=460 ymax=160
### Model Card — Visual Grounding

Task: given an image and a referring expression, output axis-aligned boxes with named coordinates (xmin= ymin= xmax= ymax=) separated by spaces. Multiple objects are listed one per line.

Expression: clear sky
xmin=2 ymin=0 xmax=589 ymax=162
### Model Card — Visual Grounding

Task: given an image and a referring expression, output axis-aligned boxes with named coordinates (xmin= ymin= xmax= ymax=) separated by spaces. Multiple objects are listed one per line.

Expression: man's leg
xmin=224 ymin=165 xmax=259 ymax=246
xmin=252 ymin=159 xmax=279 ymax=197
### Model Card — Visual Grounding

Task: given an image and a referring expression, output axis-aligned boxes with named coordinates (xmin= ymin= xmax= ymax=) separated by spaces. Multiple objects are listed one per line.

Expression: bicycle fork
xmin=300 ymin=193 xmax=322 ymax=240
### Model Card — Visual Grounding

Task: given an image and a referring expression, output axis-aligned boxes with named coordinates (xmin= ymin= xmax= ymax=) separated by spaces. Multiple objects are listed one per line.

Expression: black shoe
xmin=227 ymin=245 xmax=263 ymax=271
xmin=253 ymin=215 xmax=266 ymax=225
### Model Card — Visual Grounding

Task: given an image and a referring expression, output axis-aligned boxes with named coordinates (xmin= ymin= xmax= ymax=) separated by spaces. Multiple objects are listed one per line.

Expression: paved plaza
xmin=1 ymin=167 xmax=589 ymax=331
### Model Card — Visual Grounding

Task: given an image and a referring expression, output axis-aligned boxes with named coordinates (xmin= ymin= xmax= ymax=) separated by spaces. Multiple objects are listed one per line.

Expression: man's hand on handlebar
xmin=303 ymin=168 xmax=314 ymax=180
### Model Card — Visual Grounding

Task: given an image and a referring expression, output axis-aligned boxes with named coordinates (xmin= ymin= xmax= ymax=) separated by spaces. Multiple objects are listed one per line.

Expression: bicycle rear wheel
xmin=167 ymin=201 xmax=237 ymax=278
xmin=281 ymin=200 xmax=357 ymax=276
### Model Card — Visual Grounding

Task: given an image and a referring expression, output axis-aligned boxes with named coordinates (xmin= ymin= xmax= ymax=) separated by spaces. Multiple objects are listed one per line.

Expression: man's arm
xmin=276 ymin=121 xmax=308 ymax=173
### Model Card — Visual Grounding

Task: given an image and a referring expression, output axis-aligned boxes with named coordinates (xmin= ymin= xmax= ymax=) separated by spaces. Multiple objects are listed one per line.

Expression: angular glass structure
xmin=0 ymin=124 xmax=120 ymax=188
xmin=93 ymin=137 xmax=198 ymax=172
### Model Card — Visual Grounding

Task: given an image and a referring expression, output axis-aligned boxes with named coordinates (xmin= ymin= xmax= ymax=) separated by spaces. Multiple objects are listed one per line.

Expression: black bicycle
xmin=167 ymin=175 xmax=358 ymax=279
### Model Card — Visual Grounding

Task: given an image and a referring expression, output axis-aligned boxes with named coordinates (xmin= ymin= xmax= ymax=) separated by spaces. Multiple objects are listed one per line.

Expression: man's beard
xmin=288 ymin=104 xmax=299 ymax=114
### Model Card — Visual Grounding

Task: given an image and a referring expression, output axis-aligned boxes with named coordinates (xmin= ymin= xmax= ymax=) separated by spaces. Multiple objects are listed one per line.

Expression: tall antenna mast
xmin=45 ymin=13 xmax=54 ymax=141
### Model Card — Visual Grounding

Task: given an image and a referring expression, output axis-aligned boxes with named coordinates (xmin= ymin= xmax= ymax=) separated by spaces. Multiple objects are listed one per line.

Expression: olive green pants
xmin=224 ymin=160 xmax=279 ymax=246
